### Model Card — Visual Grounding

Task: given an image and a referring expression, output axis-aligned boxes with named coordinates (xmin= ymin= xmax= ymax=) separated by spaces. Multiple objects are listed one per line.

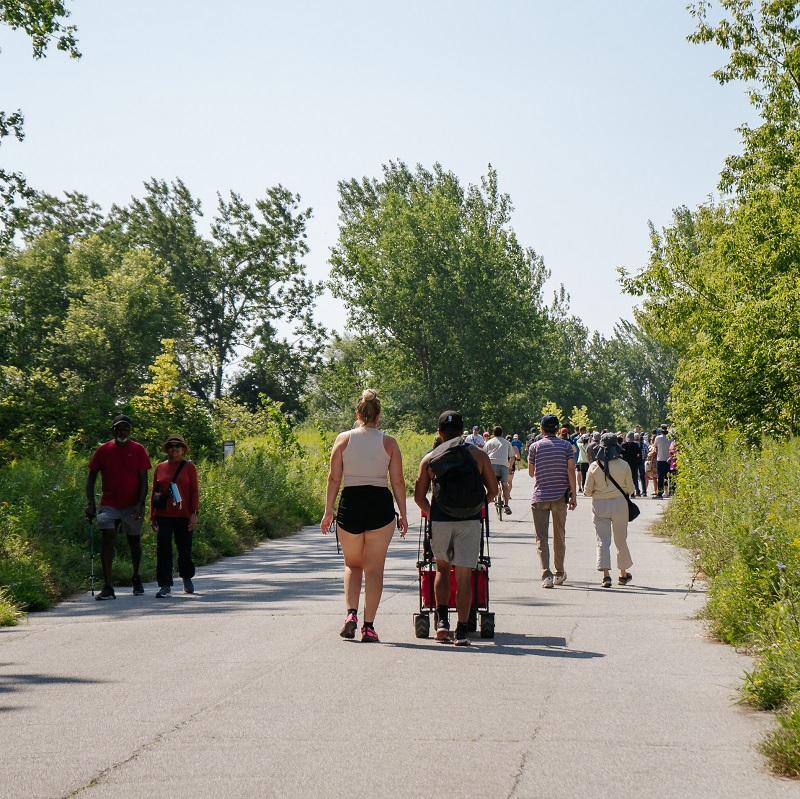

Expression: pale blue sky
xmin=1 ymin=1 xmax=753 ymax=337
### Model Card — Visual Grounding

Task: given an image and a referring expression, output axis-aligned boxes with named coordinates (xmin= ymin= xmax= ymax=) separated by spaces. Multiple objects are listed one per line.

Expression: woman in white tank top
xmin=321 ymin=389 xmax=408 ymax=643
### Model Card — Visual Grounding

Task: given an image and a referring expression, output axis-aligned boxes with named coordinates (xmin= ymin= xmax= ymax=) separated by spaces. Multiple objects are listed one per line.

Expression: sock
xmin=437 ymin=605 xmax=449 ymax=626
xmin=455 ymin=621 xmax=468 ymax=632
xmin=348 ymin=608 xmax=357 ymax=616
xmin=363 ymin=621 xmax=374 ymax=629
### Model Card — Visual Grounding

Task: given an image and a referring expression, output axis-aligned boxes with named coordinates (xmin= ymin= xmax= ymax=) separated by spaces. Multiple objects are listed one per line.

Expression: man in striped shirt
xmin=528 ymin=414 xmax=577 ymax=589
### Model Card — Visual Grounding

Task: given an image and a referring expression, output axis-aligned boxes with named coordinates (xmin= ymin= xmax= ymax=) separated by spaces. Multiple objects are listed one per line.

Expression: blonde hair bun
xmin=356 ymin=388 xmax=381 ymax=423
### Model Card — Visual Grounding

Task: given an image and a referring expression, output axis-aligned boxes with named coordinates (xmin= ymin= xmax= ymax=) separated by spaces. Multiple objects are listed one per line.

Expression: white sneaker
xmin=554 ymin=572 xmax=567 ymax=586
xmin=541 ymin=576 xmax=554 ymax=589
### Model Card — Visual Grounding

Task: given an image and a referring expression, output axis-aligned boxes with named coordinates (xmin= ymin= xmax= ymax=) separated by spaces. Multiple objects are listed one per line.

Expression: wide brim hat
xmin=161 ymin=434 xmax=189 ymax=453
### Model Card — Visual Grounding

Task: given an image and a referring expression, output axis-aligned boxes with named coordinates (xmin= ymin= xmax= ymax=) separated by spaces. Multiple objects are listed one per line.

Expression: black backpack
xmin=429 ymin=437 xmax=485 ymax=519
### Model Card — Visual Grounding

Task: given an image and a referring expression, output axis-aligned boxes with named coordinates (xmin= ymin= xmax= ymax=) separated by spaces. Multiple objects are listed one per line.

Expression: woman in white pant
xmin=583 ymin=433 xmax=636 ymax=588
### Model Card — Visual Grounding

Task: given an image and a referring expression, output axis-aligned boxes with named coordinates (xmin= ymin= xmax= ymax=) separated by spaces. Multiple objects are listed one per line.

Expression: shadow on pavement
xmin=387 ymin=632 xmax=604 ymax=659
xmin=22 ymin=531 xmax=424 ymax=622
xmin=0 ymin=668 xmax=107 ymax=713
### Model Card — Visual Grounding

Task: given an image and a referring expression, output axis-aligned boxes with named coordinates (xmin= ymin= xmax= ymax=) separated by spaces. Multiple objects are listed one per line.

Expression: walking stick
xmin=88 ymin=518 xmax=96 ymax=596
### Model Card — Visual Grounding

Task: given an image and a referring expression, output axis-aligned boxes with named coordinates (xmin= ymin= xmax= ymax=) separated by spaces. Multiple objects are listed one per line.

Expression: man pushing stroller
xmin=414 ymin=411 xmax=496 ymax=646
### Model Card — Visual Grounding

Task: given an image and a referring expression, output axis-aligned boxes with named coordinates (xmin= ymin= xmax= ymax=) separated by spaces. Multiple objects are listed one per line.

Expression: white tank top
xmin=342 ymin=426 xmax=391 ymax=488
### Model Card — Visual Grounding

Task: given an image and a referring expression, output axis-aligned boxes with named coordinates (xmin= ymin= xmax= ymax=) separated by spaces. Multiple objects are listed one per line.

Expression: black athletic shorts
xmin=336 ymin=485 xmax=395 ymax=535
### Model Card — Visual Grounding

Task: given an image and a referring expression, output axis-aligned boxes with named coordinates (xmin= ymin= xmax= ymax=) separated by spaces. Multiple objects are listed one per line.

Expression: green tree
xmin=604 ymin=320 xmax=678 ymax=429
xmin=52 ymin=248 xmax=186 ymax=406
xmin=569 ymin=405 xmax=594 ymax=431
xmin=0 ymin=230 xmax=72 ymax=365
xmin=329 ymin=161 xmax=551 ymax=427
xmin=109 ymin=179 xmax=323 ymax=401
xmin=230 ymin=325 xmax=323 ymax=421
xmin=305 ymin=334 xmax=382 ymax=431
xmin=540 ymin=401 xmax=565 ymax=423
xmin=21 ymin=190 xmax=103 ymax=244
xmin=1 ymin=1 xmax=81 ymax=249
xmin=129 ymin=340 xmax=216 ymax=456
xmin=621 ymin=180 xmax=800 ymax=438
xmin=687 ymin=0 xmax=800 ymax=193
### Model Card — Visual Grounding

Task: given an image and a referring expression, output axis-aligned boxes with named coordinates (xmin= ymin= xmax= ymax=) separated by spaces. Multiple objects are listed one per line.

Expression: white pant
xmin=591 ymin=498 xmax=632 ymax=571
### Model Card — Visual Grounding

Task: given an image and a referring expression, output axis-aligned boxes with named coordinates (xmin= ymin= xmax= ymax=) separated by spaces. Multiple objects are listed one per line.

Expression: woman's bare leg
xmin=337 ymin=527 xmax=366 ymax=612
xmin=362 ymin=521 xmax=396 ymax=623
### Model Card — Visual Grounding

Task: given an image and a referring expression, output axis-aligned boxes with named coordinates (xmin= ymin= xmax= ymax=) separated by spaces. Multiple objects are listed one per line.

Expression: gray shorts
xmin=492 ymin=464 xmax=509 ymax=483
xmin=96 ymin=505 xmax=144 ymax=536
xmin=430 ymin=520 xmax=481 ymax=568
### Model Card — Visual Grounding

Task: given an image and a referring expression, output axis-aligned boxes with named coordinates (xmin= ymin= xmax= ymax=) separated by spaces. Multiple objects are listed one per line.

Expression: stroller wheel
xmin=467 ymin=607 xmax=478 ymax=632
xmin=414 ymin=613 xmax=430 ymax=639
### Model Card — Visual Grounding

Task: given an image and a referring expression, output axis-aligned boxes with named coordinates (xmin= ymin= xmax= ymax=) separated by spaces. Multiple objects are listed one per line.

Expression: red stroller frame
xmin=413 ymin=502 xmax=495 ymax=638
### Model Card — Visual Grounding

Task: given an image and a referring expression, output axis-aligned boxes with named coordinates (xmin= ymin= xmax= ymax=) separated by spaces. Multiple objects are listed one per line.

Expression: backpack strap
xmin=602 ymin=463 xmax=629 ymax=500
xmin=160 ymin=459 xmax=187 ymax=490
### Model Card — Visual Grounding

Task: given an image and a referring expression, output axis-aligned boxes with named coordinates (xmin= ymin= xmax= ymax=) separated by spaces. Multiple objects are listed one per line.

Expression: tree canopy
xmin=329 ymin=162 xmax=553 ymax=428
xmin=0 ymin=1 xmax=81 ymax=250
xmin=621 ymin=2 xmax=800 ymax=439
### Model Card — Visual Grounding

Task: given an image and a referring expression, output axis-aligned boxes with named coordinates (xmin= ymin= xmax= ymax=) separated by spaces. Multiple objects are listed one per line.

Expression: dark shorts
xmin=336 ymin=486 xmax=395 ymax=535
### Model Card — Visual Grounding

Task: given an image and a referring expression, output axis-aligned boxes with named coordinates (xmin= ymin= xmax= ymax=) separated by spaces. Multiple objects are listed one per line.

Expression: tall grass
xmin=0 ymin=437 xmax=328 ymax=619
xmin=0 ymin=425 xmax=430 ymax=624
xmin=660 ymin=434 xmax=800 ymax=776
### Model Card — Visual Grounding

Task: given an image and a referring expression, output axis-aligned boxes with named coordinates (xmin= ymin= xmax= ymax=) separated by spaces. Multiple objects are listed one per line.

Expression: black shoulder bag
xmin=603 ymin=465 xmax=641 ymax=522
xmin=152 ymin=460 xmax=186 ymax=510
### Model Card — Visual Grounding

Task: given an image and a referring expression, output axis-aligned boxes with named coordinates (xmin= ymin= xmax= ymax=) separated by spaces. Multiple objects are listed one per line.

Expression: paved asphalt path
xmin=2 ymin=470 xmax=800 ymax=799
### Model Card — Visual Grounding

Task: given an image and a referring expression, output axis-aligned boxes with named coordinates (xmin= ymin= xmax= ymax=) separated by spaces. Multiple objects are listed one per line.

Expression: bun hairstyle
xmin=356 ymin=388 xmax=381 ymax=424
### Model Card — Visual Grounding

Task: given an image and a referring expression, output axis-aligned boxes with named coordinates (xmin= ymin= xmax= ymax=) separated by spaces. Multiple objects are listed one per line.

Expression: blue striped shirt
xmin=528 ymin=435 xmax=575 ymax=502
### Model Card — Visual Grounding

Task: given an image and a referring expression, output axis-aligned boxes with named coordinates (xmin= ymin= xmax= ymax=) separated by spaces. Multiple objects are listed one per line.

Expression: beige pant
xmin=531 ymin=500 xmax=567 ymax=578
xmin=592 ymin=497 xmax=632 ymax=571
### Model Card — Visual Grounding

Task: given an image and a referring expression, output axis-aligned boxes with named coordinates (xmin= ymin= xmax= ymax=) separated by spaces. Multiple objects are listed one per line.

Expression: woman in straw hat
xmin=150 ymin=434 xmax=199 ymax=598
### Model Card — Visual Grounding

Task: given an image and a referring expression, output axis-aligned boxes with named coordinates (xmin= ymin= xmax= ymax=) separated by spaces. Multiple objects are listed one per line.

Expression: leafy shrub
xmin=760 ymin=698 xmax=800 ymax=778
xmin=0 ymin=586 xmax=24 ymax=626
xmin=660 ymin=434 xmax=800 ymax=775
xmin=0 ymin=433 xmax=327 ymax=623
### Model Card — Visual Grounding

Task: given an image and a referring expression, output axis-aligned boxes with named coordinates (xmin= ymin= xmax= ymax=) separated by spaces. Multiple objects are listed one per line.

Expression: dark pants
xmin=638 ymin=463 xmax=646 ymax=494
xmin=627 ymin=461 xmax=640 ymax=495
xmin=155 ymin=516 xmax=195 ymax=587
xmin=657 ymin=461 xmax=669 ymax=495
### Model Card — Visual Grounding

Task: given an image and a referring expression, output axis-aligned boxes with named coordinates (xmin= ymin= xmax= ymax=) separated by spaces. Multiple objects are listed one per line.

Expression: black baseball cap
xmin=112 ymin=414 xmax=132 ymax=428
xmin=541 ymin=414 xmax=559 ymax=432
xmin=438 ymin=411 xmax=464 ymax=432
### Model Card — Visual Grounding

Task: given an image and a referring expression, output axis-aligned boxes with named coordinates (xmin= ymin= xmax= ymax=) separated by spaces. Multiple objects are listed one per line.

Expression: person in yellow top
xmin=583 ymin=433 xmax=636 ymax=588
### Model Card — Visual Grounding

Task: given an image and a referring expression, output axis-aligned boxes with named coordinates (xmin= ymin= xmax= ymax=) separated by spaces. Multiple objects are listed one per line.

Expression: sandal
xmin=618 ymin=573 xmax=632 ymax=585
xmin=601 ymin=576 xmax=612 ymax=588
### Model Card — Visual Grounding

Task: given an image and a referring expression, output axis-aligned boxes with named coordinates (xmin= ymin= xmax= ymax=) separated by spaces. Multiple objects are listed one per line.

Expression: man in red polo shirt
xmin=85 ymin=415 xmax=152 ymax=600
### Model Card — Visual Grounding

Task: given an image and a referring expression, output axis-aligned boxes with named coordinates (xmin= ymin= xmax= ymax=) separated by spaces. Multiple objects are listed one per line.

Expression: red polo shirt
xmin=88 ymin=440 xmax=152 ymax=508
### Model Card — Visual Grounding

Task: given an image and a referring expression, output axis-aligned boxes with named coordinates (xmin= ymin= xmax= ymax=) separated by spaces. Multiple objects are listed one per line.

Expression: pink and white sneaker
xmin=340 ymin=611 xmax=358 ymax=639
xmin=360 ymin=625 xmax=379 ymax=643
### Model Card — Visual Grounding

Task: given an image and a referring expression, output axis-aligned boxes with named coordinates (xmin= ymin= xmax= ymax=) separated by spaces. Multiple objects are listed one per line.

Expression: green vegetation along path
xmin=2 ymin=471 xmax=798 ymax=799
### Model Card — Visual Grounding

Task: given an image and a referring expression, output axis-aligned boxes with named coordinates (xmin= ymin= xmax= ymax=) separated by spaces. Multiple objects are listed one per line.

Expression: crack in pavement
xmin=506 ymin=731 xmax=540 ymax=799
xmin=62 ymin=634 xmax=321 ymax=798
